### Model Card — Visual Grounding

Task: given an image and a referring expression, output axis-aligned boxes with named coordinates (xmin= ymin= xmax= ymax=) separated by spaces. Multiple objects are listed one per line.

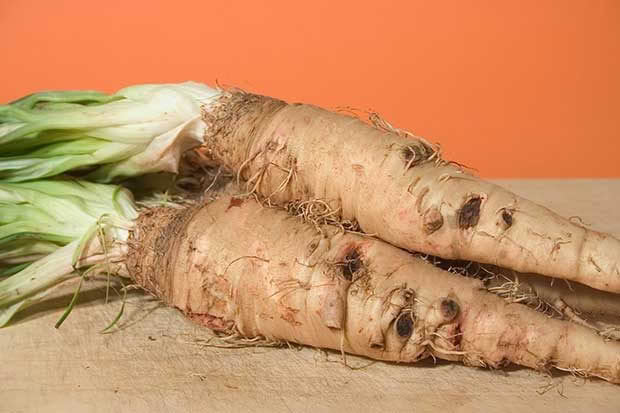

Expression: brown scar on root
xmin=369 ymin=112 xmax=443 ymax=166
xmin=440 ymin=298 xmax=460 ymax=321
xmin=395 ymin=312 xmax=415 ymax=338
xmin=501 ymin=209 xmax=513 ymax=228
xmin=458 ymin=196 xmax=483 ymax=229
xmin=342 ymin=248 xmax=363 ymax=281
xmin=589 ymin=256 xmax=603 ymax=273
xmin=226 ymin=197 xmax=245 ymax=211
xmin=400 ymin=144 xmax=434 ymax=170
xmin=423 ymin=207 xmax=444 ymax=234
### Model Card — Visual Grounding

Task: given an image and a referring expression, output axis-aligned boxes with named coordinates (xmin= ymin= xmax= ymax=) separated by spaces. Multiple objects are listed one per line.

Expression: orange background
xmin=2 ymin=1 xmax=618 ymax=178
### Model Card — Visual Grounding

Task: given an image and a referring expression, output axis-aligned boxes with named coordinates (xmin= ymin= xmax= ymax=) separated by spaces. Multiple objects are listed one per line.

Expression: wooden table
xmin=2 ymin=180 xmax=620 ymax=412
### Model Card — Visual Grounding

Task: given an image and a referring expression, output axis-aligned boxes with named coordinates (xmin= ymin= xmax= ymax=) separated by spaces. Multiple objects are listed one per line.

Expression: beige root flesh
xmin=200 ymin=92 xmax=620 ymax=294
xmin=414 ymin=255 xmax=620 ymax=340
xmin=124 ymin=196 xmax=620 ymax=383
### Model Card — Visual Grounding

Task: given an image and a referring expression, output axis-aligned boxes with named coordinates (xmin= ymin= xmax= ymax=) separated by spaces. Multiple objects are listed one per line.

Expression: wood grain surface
xmin=2 ymin=180 xmax=620 ymax=413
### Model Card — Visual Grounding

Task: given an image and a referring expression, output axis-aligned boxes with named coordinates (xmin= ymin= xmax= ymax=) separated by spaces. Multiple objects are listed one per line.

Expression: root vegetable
xmin=485 ymin=270 xmax=620 ymax=319
xmin=200 ymin=91 xmax=620 ymax=294
xmin=126 ymin=196 xmax=620 ymax=383
xmin=484 ymin=270 xmax=620 ymax=341
xmin=419 ymin=256 xmax=620 ymax=339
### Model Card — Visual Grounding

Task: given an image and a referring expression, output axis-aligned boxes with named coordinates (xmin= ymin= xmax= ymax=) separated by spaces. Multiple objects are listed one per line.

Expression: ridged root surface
xmin=126 ymin=197 xmax=620 ymax=383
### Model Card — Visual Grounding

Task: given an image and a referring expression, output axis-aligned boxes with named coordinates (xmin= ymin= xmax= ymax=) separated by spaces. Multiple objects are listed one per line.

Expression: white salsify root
xmin=485 ymin=270 xmax=620 ymax=340
xmin=415 ymin=254 xmax=620 ymax=340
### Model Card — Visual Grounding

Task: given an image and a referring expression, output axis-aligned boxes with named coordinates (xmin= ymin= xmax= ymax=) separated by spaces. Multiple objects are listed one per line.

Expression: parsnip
xmin=126 ymin=196 xmax=620 ymax=383
xmin=200 ymin=91 xmax=620 ymax=293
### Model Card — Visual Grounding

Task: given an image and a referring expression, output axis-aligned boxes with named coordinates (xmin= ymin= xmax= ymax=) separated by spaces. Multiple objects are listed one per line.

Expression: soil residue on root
xmin=201 ymin=91 xmax=287 ymax=170
xmin=127 ymin=205 xmax=197 ymax=303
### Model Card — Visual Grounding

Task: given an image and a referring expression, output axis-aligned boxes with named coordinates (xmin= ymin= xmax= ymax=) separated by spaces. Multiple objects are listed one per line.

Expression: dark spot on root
xmin=440 ymin=298 xmax=460 ymax=321
xmin=423 ymin=208 xmax=444 ymax=234
xmin=307 ymin=240 xmax=319 ymax=256
xmin=453 ymin=325 xmax=462 ymax=347
xmin=458 ymin=197 xmax=482 ymax=229
xmin=395 ymin=313 xmax=414 ymax=338
xmin=342 ymin=249 xmax=362 ymax=281
xmin=226 ymin=197 xmax=245 ymax=211
xmin=501 ymin=209 xmax=513 ymax=228
xmin=370 ymin=342 xmax=384 ymax=350
xmin=400 ymin=144 xmax=431 ymax=168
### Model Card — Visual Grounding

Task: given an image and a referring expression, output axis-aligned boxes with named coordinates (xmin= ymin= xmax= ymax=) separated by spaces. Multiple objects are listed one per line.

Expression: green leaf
xmin=0 ymin=178 xmax=138 ymax=326
xmin=0 ymin=263 xmax=31 ymax=278
xmin=10 ymin=90 xmax=121 ymax=109
xmin=55 ymin=275 xmax=84 ymax=329
xmin=1 ymin=82 xmax=219 ymax=183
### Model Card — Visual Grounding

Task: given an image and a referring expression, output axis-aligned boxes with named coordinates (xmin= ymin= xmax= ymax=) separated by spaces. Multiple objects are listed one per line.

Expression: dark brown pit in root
xmin=395 ymin=313 xmax=414 ymax=338
xmin=370 ymin=342 xmax=384 ymax=350
xmin=342 ymin=249 xmax=362 ymax=281
xmin=453 ymin=325 xmax=462 ymax=347
xmin=501 ymin=210 xmax=513 ymax=228
xmin=423 ymin=208 xmax=444 ymax=234
xmin=458 ymin=197 xmax=482 ymax=229
xmin=440 ymin=298 xmax=460 ymax=321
